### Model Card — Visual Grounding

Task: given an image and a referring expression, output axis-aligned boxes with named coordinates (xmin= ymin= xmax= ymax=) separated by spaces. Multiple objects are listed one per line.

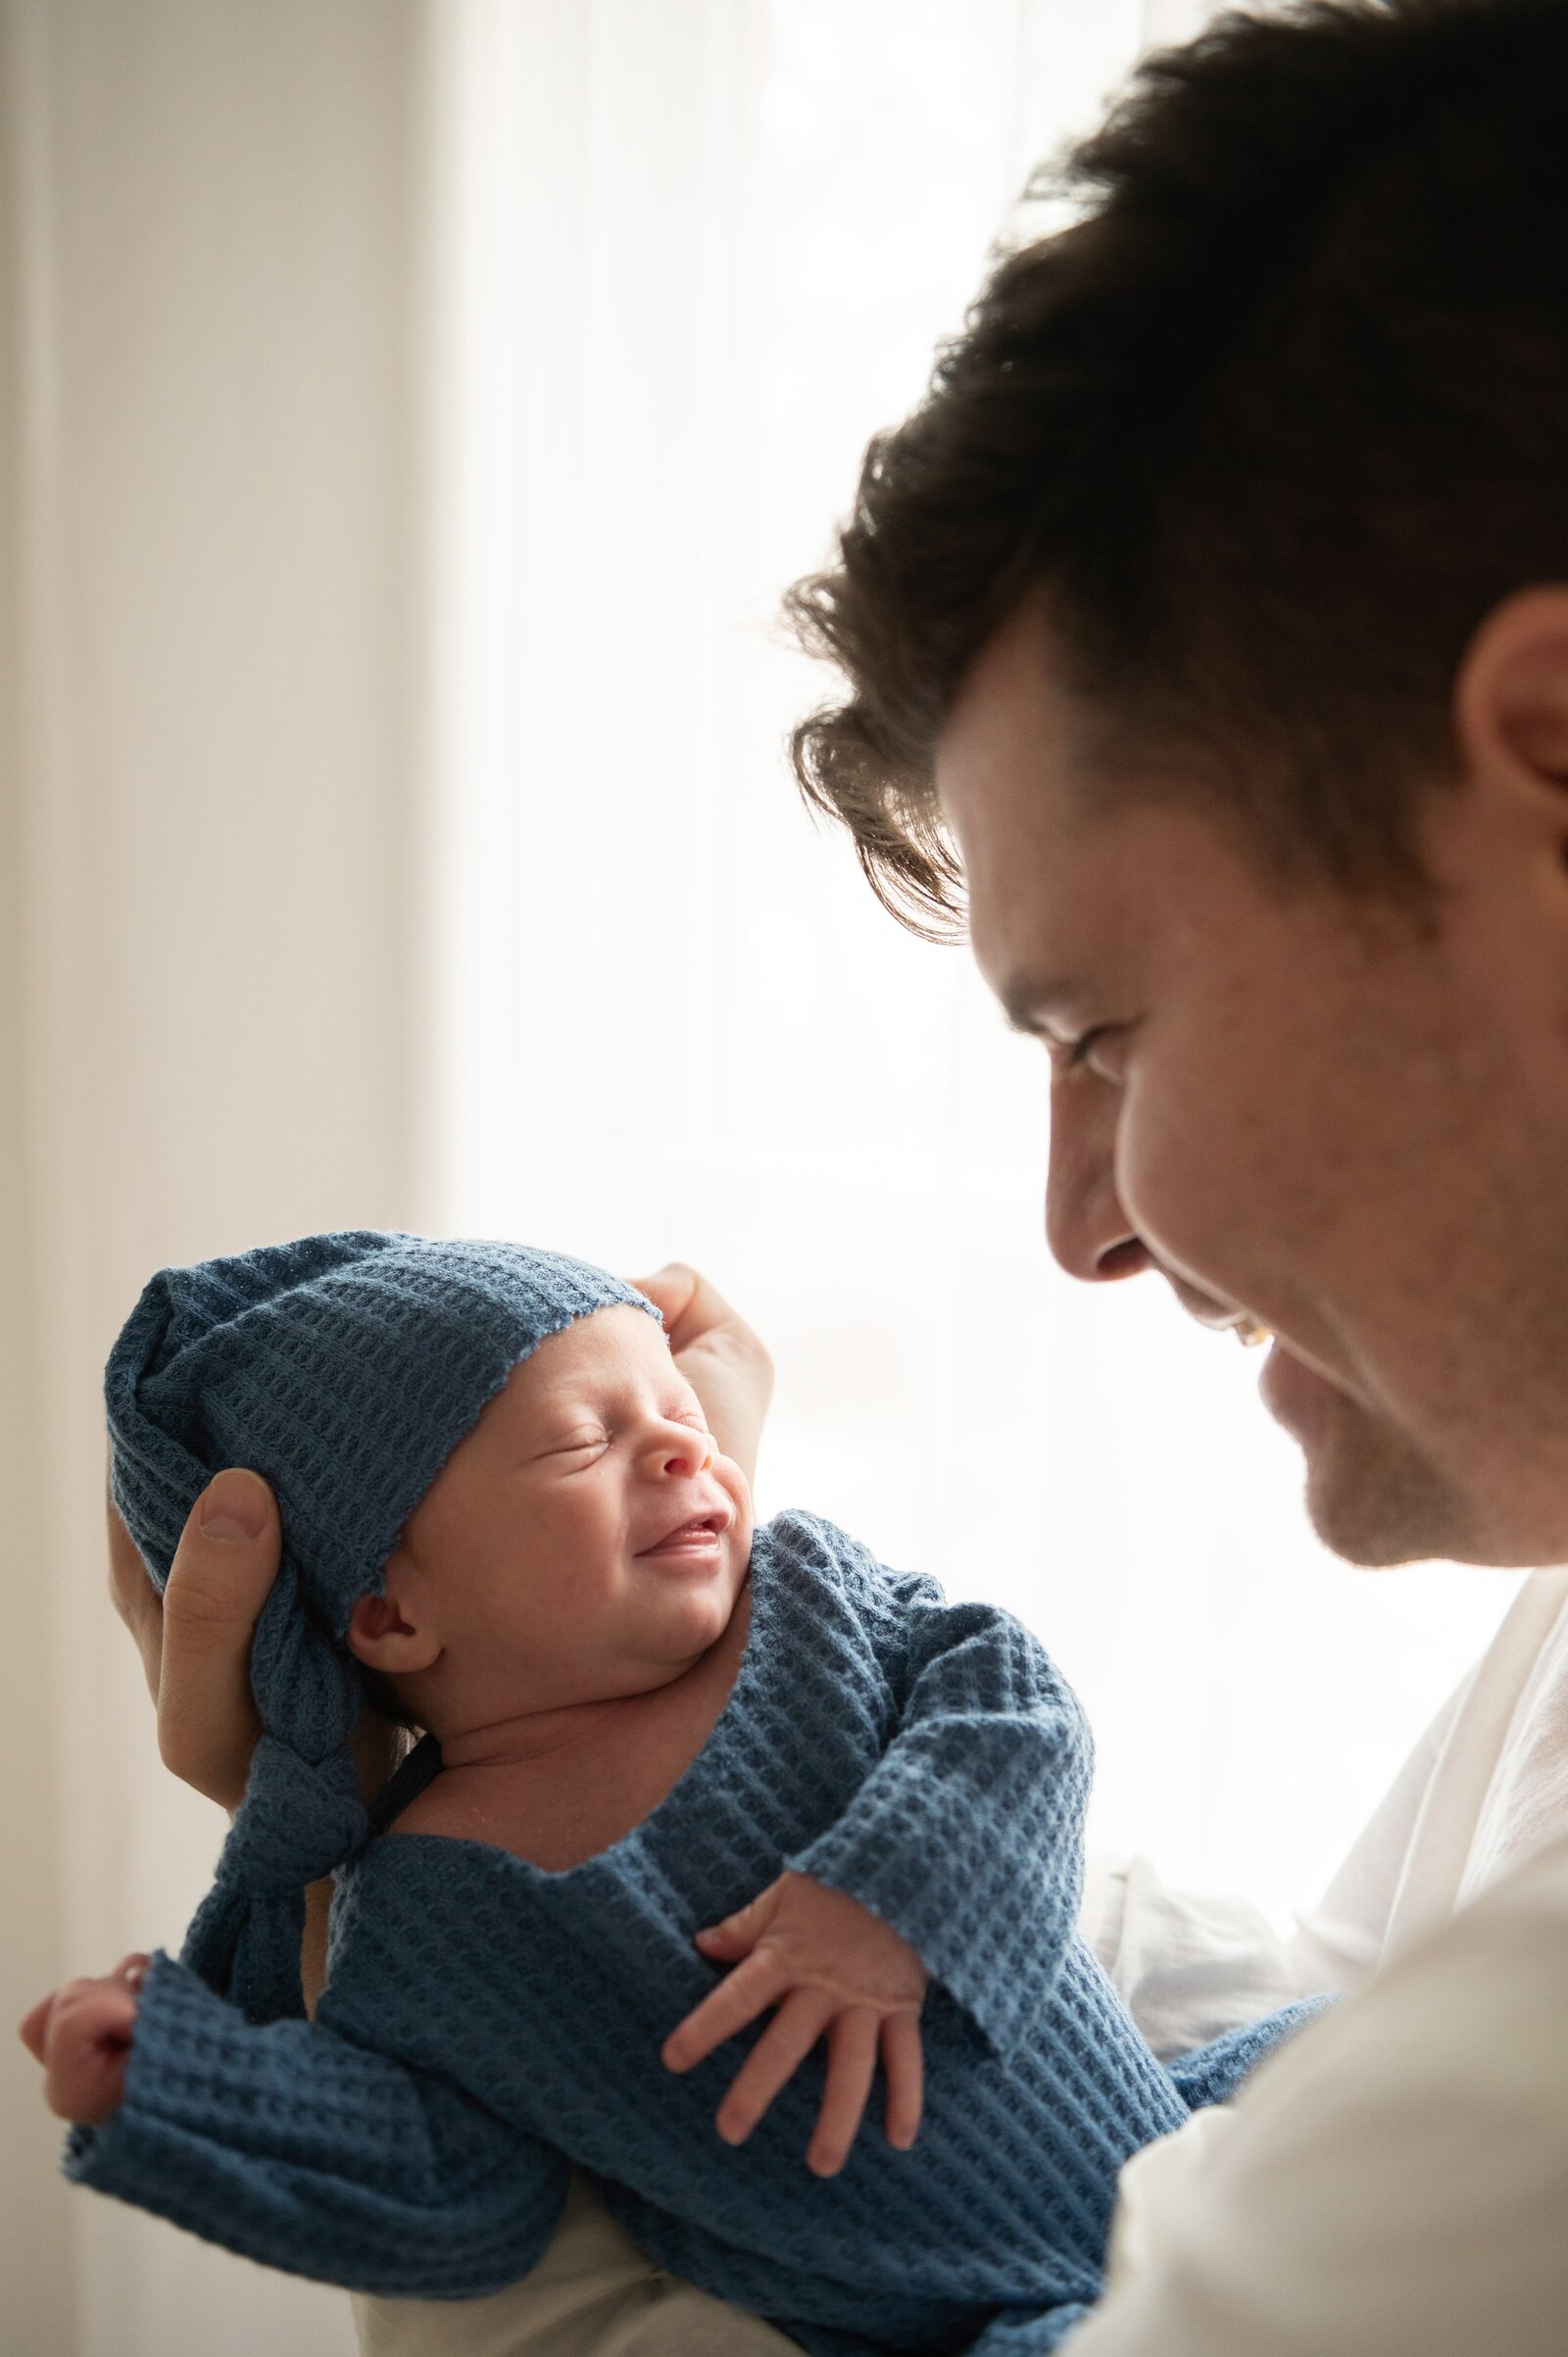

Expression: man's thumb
xmin=157 ymin=1467 xmax=279 ymax=1808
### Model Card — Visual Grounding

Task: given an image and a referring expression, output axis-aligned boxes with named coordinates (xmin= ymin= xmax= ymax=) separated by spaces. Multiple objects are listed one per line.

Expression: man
xmin=111 ymin=0 xmax=1568 ymax=2348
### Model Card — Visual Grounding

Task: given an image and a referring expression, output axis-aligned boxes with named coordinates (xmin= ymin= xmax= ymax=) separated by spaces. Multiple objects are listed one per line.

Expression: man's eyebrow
xmin=1000 ymin=978 xmax=1075 ymax=1036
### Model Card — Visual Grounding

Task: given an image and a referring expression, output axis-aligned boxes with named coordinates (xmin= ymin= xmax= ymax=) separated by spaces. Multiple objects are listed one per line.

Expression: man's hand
xmin=20 ymin=1953 xmax=148 ymax=2125
xmin=631 ymin=1264 xmax=773 ymax=1488
xmin=110 ymin=1457 xmax=405 ymax=1820
xmin=109 ymin=1461 xmax=280 ymax=1811
xmin=662 ymin=1871 xmax=927 ymax=2177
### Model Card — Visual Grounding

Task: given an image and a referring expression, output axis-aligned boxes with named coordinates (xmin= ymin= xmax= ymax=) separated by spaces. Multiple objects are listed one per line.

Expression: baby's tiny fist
xmin=21 ymin=1955 xmax=147 ymax=2126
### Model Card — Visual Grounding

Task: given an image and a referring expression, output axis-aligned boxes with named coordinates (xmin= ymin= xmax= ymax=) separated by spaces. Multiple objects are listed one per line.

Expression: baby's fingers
xmin=662 ymin=1950 xmax=789 ymax=2075
xmin=35 ymin=1979 xmax=139 ymax=2124
xmin=714 ymin=1988 xmax=835 ymax=2147
xmin=807 ymin=2007 xmax=880 ymax=2177
xmin=18 ymin=1990 xmax=55 ymax=2063
xmin=880 ymin=2010 xmax=924 ymax=2150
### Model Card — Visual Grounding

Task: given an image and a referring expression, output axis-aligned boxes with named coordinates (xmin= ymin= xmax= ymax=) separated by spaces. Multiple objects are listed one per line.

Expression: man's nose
xmin=1044 ymin=1074 xmax=1153 ymax=1284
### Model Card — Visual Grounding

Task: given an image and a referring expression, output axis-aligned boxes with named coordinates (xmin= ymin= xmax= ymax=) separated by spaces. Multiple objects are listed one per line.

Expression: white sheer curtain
xmin=426 ymin=0 xmax=1520 ymax=1935
xmin=0 ymin=4 xmax=1523 ymax=2353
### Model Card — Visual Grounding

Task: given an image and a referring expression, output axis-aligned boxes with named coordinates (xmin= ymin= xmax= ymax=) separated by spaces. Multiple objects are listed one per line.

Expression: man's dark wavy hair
xmin=785 ymin=0 xmax=1568 ymax=937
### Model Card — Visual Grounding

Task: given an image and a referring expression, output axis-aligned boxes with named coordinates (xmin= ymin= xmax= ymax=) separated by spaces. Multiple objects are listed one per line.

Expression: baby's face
xmin=376 ymin=1304 xmax=753 ymax=1720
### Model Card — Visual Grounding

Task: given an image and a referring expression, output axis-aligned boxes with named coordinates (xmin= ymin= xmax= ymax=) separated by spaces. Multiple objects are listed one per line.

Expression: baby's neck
xmin=422 ymin=1578 xmax=754 ymax=1772
xmin=390 ymin=1582 xmax=753 ymax=1873
xmin=435 ymin=1693 xmax=640 ymax=1772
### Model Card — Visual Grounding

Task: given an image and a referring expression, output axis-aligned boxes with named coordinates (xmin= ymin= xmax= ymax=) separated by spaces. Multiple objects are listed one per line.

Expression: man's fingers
xmin=714 ymin=1988 xmax=836 ymax=2146
xmin=156 ymin=1469 xmax=279 ymax=1809
xmin=879 ymin=2010 xmax=924 ymax=2149
xmin=627 ymin=1264 xmax=773 ymax=1483
xmin=662 ymin=1950 xmax=790 ymax=2074
xmin=808 ymin=2008 xmax=880 ymax=2177
xmin=629 ymin=1261 xmax=701 ymax=1342
xmin=631 ymin=1262 xmax=729 ymax=1356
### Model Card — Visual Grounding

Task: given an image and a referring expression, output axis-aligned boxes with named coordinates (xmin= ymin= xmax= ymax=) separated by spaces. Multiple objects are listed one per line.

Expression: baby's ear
xmin=346 ymin=1590 xmax=440 ymax=1672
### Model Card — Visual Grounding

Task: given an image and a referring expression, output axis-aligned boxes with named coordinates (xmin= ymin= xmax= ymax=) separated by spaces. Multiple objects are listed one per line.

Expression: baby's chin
xmin=638 ymin=1547 xmax=748 ymax=1664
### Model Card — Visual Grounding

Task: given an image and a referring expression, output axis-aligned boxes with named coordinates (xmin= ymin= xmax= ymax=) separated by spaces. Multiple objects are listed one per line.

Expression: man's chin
xmin=1265 ymin=1352 xmax=1477 ymax=1566
xmin=1298 ymin=1403 xmax=1480 ymax=1568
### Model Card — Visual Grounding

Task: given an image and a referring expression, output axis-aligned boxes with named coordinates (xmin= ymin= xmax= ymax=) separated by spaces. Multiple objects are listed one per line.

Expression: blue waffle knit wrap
xmin=105 ymin=1231 xmax=657 ymax=2025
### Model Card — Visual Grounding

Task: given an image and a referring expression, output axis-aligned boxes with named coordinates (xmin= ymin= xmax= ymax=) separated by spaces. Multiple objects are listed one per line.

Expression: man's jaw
xmin=1151 ymin=1265 xmax=1503 ymax=1563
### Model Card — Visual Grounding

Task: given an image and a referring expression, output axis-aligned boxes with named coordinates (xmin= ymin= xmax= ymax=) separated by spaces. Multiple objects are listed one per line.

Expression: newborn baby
xmin=24 ymin=1233 xmax=1315 ymax=2357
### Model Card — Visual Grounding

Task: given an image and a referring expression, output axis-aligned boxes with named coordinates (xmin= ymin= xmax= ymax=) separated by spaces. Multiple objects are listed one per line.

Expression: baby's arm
xmin=665 ymin=1517 xmax=1099 ymax=2168
xmin=782 ymin=1531 xmax=1095 ymax=2058
xmin=27 ymin=1948 xmax=566 ymax=2298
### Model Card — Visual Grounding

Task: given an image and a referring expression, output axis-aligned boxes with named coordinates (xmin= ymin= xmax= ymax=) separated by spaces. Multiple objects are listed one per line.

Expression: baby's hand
xmin=18 ymin=1954 xmax=147 ymax=2124
xmin=662 ymin=1872 xmax=926 ymax=2176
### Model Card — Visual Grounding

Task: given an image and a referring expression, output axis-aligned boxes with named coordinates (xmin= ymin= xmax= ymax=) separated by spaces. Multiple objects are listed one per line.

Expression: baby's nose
xmin=652 ymin=1423 xmax=713 ymax=1476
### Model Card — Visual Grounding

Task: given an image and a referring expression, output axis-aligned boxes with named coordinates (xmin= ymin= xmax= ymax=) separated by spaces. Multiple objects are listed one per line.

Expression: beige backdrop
xmin=0 ymin=3 xmax=430 ymax=2349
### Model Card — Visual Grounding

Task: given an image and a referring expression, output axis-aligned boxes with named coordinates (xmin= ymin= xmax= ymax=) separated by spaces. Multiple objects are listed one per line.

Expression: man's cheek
xmin=1113 ymin=1091 xmax=1247 ymax=1296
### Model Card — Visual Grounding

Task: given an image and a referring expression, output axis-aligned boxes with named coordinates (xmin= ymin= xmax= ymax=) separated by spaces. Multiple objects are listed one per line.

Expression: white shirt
xmin=1089 ymin=1564 xmax=1568 ymax=2048
xmin=1077 ymin=1563 xmax=1568 ymax=2356
xmin=354 ymin=1566 xmax=1568 ymax=2357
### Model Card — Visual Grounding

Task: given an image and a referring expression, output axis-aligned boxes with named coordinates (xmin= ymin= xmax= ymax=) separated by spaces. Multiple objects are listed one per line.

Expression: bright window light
xmin=426 ymin=0 xmax=1522 ymax=1925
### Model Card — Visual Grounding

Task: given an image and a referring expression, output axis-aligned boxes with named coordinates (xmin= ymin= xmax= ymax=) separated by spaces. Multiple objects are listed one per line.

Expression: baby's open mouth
xmin=636 ymin=1512 xmax=729 ymax=1556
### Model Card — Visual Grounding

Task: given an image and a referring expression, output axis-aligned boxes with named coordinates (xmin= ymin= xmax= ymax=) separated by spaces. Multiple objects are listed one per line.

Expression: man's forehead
xmin=935 ymin=601 xmax=1283 ymax=1016
xmin=936 ymin=605 xmax=1083 ymax=837
xmin=935 ymin=605 xmax=1119 ymax=1006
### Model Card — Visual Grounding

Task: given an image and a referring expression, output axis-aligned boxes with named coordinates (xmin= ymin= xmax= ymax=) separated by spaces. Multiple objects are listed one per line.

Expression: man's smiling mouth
xmin=1165 ymin=1276 xmax=1271 ymax=1347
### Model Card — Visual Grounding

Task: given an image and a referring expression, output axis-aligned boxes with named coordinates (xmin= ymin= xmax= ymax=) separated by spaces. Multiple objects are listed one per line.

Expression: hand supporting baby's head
xmin=105 ymin=1233 xmax=750 ymax=2023
xmin=346 ymin=1303 xmax=752 ymax=1747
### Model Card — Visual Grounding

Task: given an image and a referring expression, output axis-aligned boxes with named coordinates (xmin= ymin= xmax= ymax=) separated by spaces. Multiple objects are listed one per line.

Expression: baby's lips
xmin=636 ymin=1502 xmax=733 ymax=1554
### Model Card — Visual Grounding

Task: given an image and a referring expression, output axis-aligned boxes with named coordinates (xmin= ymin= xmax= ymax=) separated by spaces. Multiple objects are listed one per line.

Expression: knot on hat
xmin=183 ymin=1735 xmax=369 ymax=2021
xmin=215 ymin=1735 xmax=369 ymax=1900
xmin=106 ymin=1231 xmax=657 ymax=2022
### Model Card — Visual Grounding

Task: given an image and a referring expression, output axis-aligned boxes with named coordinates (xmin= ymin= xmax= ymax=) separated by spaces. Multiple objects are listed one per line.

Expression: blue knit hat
xmin=106 ymin=1231 xmax=658 ymax=2023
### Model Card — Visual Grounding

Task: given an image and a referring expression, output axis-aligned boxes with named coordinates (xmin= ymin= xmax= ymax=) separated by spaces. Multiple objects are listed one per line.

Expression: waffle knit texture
xmin=104 ymin=1232 xmax=656 ymax=2023
xmin=66 ymin=1506 xmax=1321 ymax=2355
